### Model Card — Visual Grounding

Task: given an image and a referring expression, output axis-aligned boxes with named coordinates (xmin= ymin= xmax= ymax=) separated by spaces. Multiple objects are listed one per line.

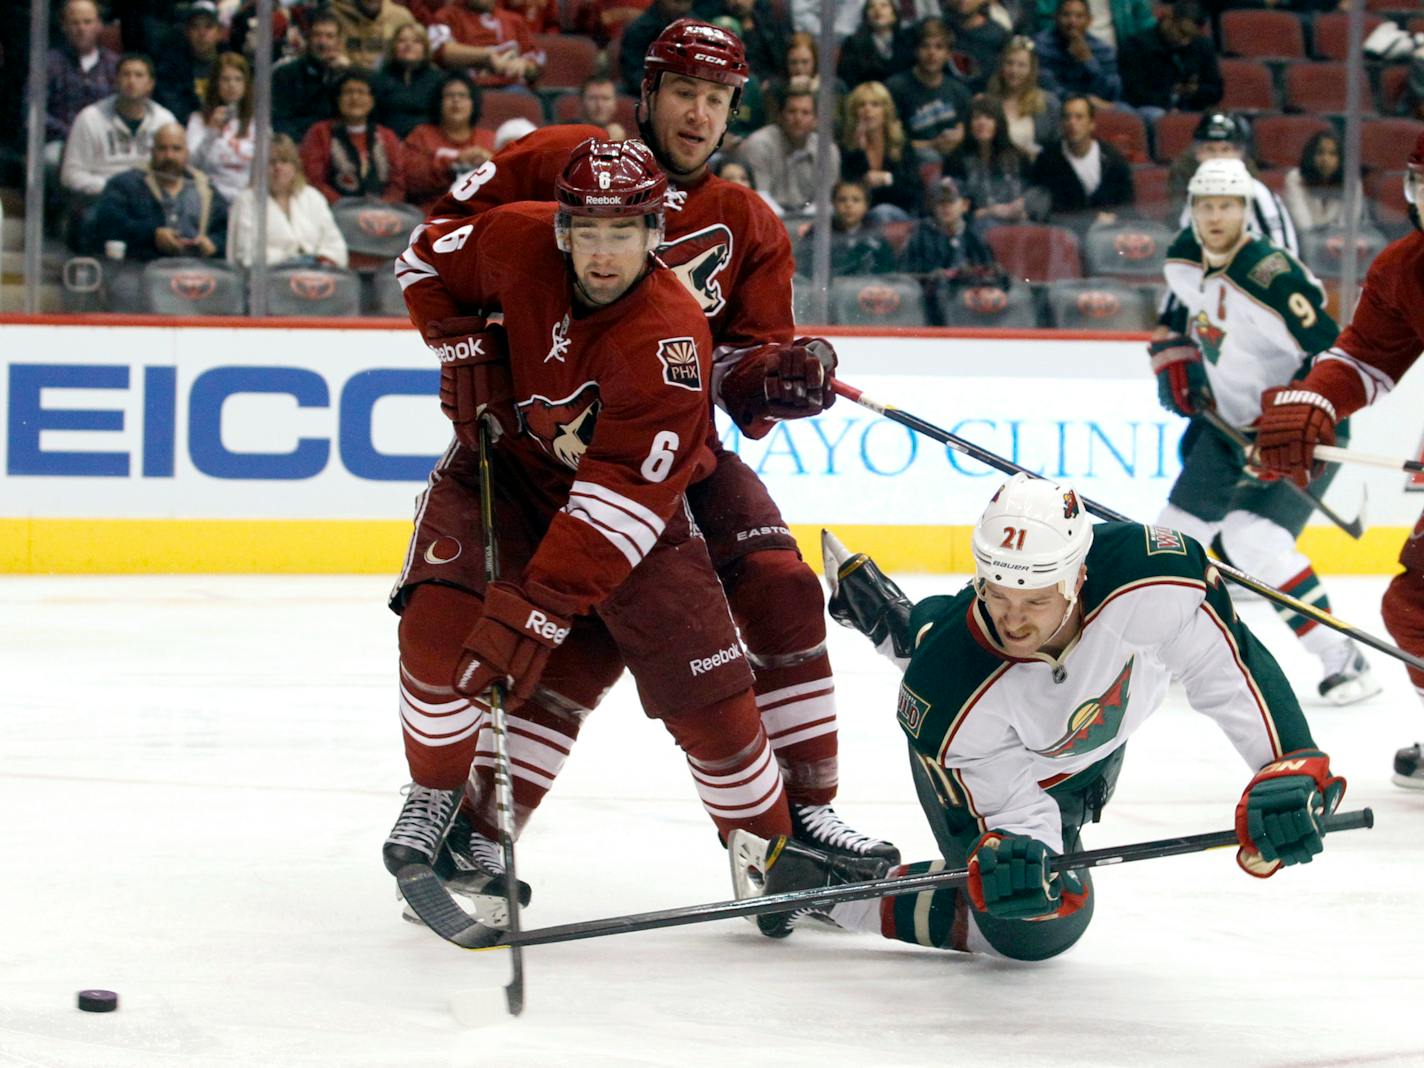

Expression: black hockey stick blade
xmin=411 ymin=808 xmax=1371 ymax=953
xmin=397 ymin=864 xmax=506 ymax=949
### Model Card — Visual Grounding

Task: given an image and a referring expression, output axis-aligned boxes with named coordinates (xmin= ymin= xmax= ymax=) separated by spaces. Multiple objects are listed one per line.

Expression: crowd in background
xmin=0 ymin=0 xmax=1413 ymax=322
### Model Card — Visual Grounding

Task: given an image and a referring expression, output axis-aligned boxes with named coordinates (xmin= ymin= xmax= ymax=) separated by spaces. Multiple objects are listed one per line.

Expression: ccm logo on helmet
xmin=524 ymin=610 xmax=570 ymax=644
xmin=693 ymin=53 xmax=728 ymax=64
xmin=429 ymin=338 xmax=486 ymax=363
xmin=689 ymin=642 xmax=742 ymax=676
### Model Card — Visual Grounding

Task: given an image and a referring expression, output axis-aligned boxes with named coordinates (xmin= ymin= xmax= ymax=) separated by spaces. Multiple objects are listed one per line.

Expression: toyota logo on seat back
xmin=1076 ymin=289 xmax=1121 ymax=319
xmin=357 ymin=210 xmax=402 ymax=238
xmin=1112 ymin=231 xmax=1157 ymax=261
xmin=290 ymin=272 xmax=336 ymax=300
xmin=171 ymin=272 xmax=217 ymax=300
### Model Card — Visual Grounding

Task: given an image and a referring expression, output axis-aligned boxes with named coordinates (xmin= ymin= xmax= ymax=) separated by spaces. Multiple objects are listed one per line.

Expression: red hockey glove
xmin=1148 ymin=334 xmax=1213 ymax=417
xmin=1253 ymin=387 xmax=1338 ymax=490
xmin=427 ymin=317 xmax=516 ymax=449
xmin=965 ymin=831 xmax=1086 ymax=920
xmin=1235 ymin=749 xmax=1345 ymax=879
xmin=452 ymin=582 xmax=572 ymax=705
xmin=720 ymin=337 xmax=838 ymax=436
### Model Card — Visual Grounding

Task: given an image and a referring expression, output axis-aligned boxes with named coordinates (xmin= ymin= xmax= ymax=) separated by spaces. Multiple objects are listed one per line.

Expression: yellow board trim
xmin=0 ymin=519 xmax=1409 ymax=575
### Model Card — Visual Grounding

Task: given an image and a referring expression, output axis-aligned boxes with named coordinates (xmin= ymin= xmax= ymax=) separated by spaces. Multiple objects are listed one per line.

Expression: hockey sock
xmin=464 ymin=698 xmax=585 ymax=840
xmin=1217 ymin=511 xmax=1332 ymax=645
xmin=664 ymin=690 xmax=792 ymax=840
xmin=727 ymin=550 xmax=839 ymax=805
xmin=856 ymin=861 xmax=965 ymax=951
xmin=1383 ymin=569 xmax=1424 ymax=705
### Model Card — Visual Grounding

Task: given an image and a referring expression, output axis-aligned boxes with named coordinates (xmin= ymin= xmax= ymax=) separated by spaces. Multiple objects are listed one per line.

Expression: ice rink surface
xmin=2 ymin=572 xmax=1422 ymax=1068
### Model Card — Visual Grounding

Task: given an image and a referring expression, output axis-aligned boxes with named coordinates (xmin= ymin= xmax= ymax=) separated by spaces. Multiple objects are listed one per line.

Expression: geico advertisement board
xmin=1 ymin=323 xmax=1418 ymax=529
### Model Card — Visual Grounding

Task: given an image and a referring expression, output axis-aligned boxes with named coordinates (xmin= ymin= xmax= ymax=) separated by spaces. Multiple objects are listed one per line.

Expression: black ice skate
xmin=382 ymin=783 xmax=461 ymax=875
xmin=791 ymin=803 xmax=900 ymax=864
xmin=728 ymin=831 xmax=891 ymax=939
xmin=1317 ymin=647 xmax=1382 ymax=707
xmin=1393 ymin=742 xmax=1424 ymax=790
xmin=402 ymin=812 xmax=532 ymax=931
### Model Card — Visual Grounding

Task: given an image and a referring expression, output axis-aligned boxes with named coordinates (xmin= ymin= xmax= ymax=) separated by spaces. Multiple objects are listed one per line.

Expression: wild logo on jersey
xmin=658 ymin=224 xmax=733 ymax=316
xmin=1033 ymin=657 xmax=1135 ymax=759
xmin=517 ymin=381 xmax=601 ymax=470
xmin=1192 ymin=311 xmax=1227 ymax=365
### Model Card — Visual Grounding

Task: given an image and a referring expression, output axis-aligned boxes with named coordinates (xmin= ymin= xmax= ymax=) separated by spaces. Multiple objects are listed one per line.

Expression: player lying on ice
xmin=730 ymin=473 xmax=1346 ymax=960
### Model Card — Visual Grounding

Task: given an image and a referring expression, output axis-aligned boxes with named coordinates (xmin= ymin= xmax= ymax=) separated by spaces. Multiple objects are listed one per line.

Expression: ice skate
xmin=790 ymin=803 xmax=900 ymax=864
xmin=382 ymin=783 xmax=460 ymax=875
xmin=1393 ymin=742 xmax=1424 ymax=790
xmin=1317 ymin=646 xmax=1382 ymax=706
xmin=402 ymin=813 xmax=533 ymax=930
xmin=728 ymin=831 xmax=891 ymax=939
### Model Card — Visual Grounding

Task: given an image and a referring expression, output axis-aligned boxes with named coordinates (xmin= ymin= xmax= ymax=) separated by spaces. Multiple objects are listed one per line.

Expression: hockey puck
xmin=77 ymin=990 xmax=118 ymax=1013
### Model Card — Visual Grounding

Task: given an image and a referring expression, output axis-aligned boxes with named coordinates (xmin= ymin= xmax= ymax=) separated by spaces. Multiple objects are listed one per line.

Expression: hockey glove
xmin=427 ymin=317 xmax=516 ymax=449
xmin=965 ymin=832 xmax=1085 ymax=920
xmin=1235 ymin=749 xmax=1346 ymax=878
xmin=453 ymin=581 xmax=572 ymax=705
xmin=720 ymin=337 xmax=838 ymax=436
xmin=1149 ymin=335 xmax=1213 ymax=417
xmin=1252 ymin=387 xmax=1338 ymax=490
xmin=821 ymin=529 xmax=913 ymax=661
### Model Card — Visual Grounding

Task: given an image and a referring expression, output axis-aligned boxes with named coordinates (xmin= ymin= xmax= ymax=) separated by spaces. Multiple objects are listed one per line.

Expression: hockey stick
xmin=396 ymin=808 xmax=1372 ymax=951
xmin=829 ymin=378 xmax=1424 ymax=675
xmin=1199 ymin=409 xmax=1365 ymax=540
xmin=1311 ymin=443 xmax=1424 ymax=476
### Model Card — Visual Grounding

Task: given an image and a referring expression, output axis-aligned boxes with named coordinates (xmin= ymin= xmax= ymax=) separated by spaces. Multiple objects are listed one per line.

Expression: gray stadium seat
xmin=1300 ymin=226 xmax=1388 ymax=280
xmin=262 ymin=264 xmax=361 ymax=317
xmin=330 ymin=198 xmax=425 ymax=261
xmin=1083 ymin=221 xmax=1174 ymax=281
xmin=936 ymin=280 xmax=1039 ymax=328
xmin=366 ymin=263 xmax=409 ymax=316
xmin=142 ymin=258 xmax=245 ymax=316
xmin=1045 ymin=278 xmax=1156 ymax=331
xmin=829 ymin=273 xmax=928 ymax=327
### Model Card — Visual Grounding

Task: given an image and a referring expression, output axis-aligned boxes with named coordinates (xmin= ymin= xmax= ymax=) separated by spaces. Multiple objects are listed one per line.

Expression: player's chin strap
xmin=830 ymin=377 xmax=1424 ymax=676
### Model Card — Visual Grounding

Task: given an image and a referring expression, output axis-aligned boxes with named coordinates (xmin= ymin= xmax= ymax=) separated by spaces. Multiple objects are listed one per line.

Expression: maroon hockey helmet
xmin=555 ymin=138 xmax=667 ymax=218
xmin=641 ymin=19 xmax=750 ymax=100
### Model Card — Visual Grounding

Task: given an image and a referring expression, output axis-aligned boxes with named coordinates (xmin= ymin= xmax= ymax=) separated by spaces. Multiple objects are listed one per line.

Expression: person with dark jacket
xmin=619 ymin=0 xmax=695 ymax=93
xmin=372 ymin=22 xmax=446 ymax=138
xmin=91 ymin=122 xmax=229 ymax=260
xmin=152 ymin=0 xmax=227 ymax=125
xmin=271 ymin=10 xmax=350 ymax=143
xmin=835 ymin=0 xmax=916 ymax=92
xmin=1033 ymin=0 xmax=1121 ymax=107
xmin=1028 ymin=93 xmax=1133 ymax=232
xmin=694 ymin=0 xmax=790 ymax=80
xmin=1119 ymin=0 xmax=1221 ymax=121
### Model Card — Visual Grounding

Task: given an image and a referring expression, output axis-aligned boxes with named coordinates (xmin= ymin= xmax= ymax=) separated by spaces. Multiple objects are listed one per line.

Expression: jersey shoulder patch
xmin=1079 ymin=522 xmax=1212 ymax=615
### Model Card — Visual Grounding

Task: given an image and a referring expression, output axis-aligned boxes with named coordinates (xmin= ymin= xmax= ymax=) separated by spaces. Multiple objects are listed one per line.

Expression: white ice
xmin=2 ymin=573 xmax=1422 ymax=1068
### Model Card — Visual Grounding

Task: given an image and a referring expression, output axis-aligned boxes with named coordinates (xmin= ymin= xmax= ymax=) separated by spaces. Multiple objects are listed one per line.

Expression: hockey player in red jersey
xmin=422 ymin=19 xmax=898 ymax=862
xmin=382 ymin=138 xmax=793 ymax=914
xmin=1255 ymin=131 xmax=1424 ymax=789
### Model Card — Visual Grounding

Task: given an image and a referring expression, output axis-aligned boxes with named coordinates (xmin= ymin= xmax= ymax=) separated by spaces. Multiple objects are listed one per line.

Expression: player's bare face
xmin=1192 ymin=195 xmax=1247 ymax=254
xmin=649 ymin=74 xmax=733 ymax=179
xmin=980 ymin=581 xmax=1078 ymax=658
xmin=569 ymin=216 xmax=650 ymax=306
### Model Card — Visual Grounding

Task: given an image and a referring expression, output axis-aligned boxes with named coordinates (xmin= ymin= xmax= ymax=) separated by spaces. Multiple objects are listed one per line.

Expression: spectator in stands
xmin=901 ymin=175 xmax=1004 ymax=320
xmin=1027 ymin=92 xmax=1133 ymax=232
xmin=404 ymin=73 xmax=496 ymax=209
xmin=503 ymin=0 xmax=562 ymax=34
xmin=620 ymin=0 xmax=695 ymax=93
xmin=985 ymin=35 xmax=1060 ymax=161
xmin=373 ymin=23 xmax=447 ymax=138
xmin=429 ymin=0 xmax=546 ymax=88
xmin=698 ymin=0 xmax=791 ymax=80
xmin=1033 ymin=0 xmax=1121 ymax=109
xmin=713 ymin=156 xmax=784 ymax=216
xmin=227 ymin=134 xmax=350 ymax=269
xmin=562 ymin=75 xmax=628 ymax=140
xmin=944 ymin=93 xmax=1032 ymax=227
xmin=887 ymin=18 xmax=972 ymax=161
xmin=185 ymin=53 xmax=255 ymax=204
xmin=784 ymin=30 xmax=835 ymax=96
xmin=271 ymin=10 xmax=349 ymax=143
xmin=226 ymin=1 xmax=291 ymax=66
xmin=1032 ymin=0 xmax=1153 ymax=52
xmin=945 ymin=0 xmax=1010 ymax=91
xmin=839 ymin=81 xmax=924 ymax=221
xmin=575 ymin=0 xmax=655 ymax=45
xmin=1118 ymin=0 xmax=1219 ymax=125
xmin=91 ymin=121 xmax=229 ymax=260
xmin=153 ymin=0 xmax=226 ymax=126
xmin=61 ymin=53 xmax=177 ymax=216
xmin=738 ymin=84 xmax=840 ymax=214
xmin=797 ymin=180 xmax=898 ymax=274
xmin=301 ymin=70 xmax=407 ymax=203
xmin=328 ymin=0 xmax=420 ymax=72
xmin=405 ymin=0 xmax=455 ymax=24
xmin=835 ymin=0 xmax=915 ymax=92
xmin=41 ymin=0 xmax=119 ymax=167
xmin=1283 ymin=130 xmax=1359 ymax=233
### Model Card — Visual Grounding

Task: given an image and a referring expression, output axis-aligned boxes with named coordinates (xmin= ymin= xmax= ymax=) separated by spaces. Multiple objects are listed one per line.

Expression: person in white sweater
xmin=226 ymin=134 xmax=350 ymax=269
xmin=186 ymin=53 xmax=257 ymax=203
xmin=61 ymin=54 xmax=176 ymax=199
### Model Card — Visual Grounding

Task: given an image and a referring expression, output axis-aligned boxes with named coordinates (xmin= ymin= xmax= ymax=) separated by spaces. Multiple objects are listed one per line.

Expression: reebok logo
xmin=429 ymin=337 xmax=485 ymax=363
xmin=690 ymin=642 xmax=742 ymax=676
xmin=524 ymin=610 xmax=570 ymax=645
xmin=584 ymin=195 xmax=624 ymax=205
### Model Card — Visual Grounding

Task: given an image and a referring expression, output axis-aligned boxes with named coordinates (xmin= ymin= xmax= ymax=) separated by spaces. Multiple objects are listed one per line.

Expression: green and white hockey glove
xmin=1235 ymin=749 xmax=1346 ymax=878
xmin=965 ymin=832 xmax=1086 ymax=920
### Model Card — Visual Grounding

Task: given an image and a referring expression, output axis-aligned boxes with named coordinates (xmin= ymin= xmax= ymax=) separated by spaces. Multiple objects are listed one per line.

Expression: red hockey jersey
xmin=1309 ymin=229 xmax=1424 ymax=416
xmin=397 ymin=202 xmax=716 ymax=614
xmin=427 ymin=124 xmax=798 ymax=411
xmin=426 ymin=5 xmax=544 ymax=88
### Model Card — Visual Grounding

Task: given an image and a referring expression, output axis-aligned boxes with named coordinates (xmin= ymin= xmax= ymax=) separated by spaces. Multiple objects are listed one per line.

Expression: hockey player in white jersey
xmin=1150 ymin=156 xmax=1378 ymax=704
xmin=730 ymin=474 xmax=1347 ymax=961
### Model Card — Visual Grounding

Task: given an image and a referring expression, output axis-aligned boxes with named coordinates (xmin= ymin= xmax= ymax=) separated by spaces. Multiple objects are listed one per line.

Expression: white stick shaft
xmin=1314 ymin=444 xmax=1415 ymax=472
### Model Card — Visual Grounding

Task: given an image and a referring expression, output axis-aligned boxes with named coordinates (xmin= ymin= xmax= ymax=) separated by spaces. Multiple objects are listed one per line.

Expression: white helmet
xmin=1188 ymin=157 xmax=1252 ymax=203
xmin=971 ymin=473 xmax=1093 ymax=604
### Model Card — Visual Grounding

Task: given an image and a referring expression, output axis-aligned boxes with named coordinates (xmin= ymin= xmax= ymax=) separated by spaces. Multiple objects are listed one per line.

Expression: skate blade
xmin=1320 ymin=674 xmax=1384 ymax=707
xmin=727 ymin=829 xmax=772 ymax=927
xmin=400 ymin=888 xmax=513 ymax=930
xmin=1391 ymin=773 xmax=1424 ymax=791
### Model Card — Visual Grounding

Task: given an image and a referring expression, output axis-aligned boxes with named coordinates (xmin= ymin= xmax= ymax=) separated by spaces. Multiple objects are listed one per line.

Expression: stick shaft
xmin=500 ymin=810 xmax=1371 ymax=948
xmin=832 ymin=380 xmax=1424 ymax=675
xmin=1314 ymin=443 xmax=1424 ymax=474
